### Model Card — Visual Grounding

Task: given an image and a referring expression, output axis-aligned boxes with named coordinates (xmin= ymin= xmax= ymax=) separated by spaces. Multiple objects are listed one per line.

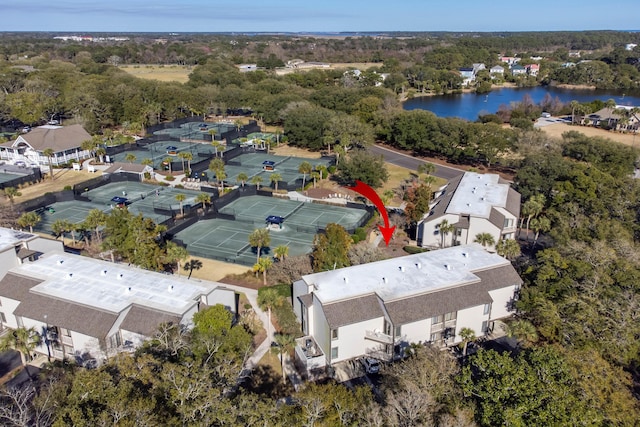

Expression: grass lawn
xmin=9 ymin=169 xmax=96 ymax=204
xmin=379 ymin=163 xmax=447 ymax=206
xmin=119 ymin=65 xmax=192 ymax=83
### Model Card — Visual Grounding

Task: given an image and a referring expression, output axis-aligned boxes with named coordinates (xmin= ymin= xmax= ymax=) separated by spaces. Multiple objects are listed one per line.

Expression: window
xmin=481 ymin=321 xmax=488 ymax=333
xmin=331 ymin=347 xmax=339 ymax=359
xmin=456 ymin=228 xmax=462 ymax=236
xmin=504 ymin=218 xmax=514 ymax=228
xmin=431 ymin=314 xmax=443 ymax=324
xmin=444 ymin=311 xmax=457 ymax=322
xmin=60 ymin=328 xmax=71 ymax=337
xmin=0 ymin=312 xmax=6 ymax=323
xmin=395 ymin=326 xmax=402 ymax=337
xmin=430 ymin=332 xmax=441 ymax=342
xmin=331 ymin=328 xmax=338 ymax=340
xmin=483 ymin=303 xmax=491 ymax=315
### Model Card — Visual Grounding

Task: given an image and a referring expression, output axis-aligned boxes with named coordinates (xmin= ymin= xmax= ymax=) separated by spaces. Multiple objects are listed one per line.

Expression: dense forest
xmin=1 ymin=32 xmax=640 ymax=425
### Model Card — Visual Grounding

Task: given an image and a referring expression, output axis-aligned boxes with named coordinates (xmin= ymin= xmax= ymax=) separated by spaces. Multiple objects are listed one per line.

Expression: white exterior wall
xmin=205 ymin=288 xmax=237 ymax=314
xmin=0 ymin=297 xmax=21 ymax=329
xmin=69 ymin=330 xmax=102 ymax=359
xmin=27 ymin=237 xmax=64 ymax=254
xmin=420 ymin=213 xmax=460 ymax=248
xmin=330 ymin=317 xmax=385 ymax=363
xmin=455 ymin=305 xmax=487 ymax=342
xmin=489 ymin=286 xmax=517 ymax=320
xmin=180 ymin=304 xmax=200 ymax=329
xmin=292 ymin=280 xmax=311 ymax=322
xmin=312 ymin=303 xmax=331 ymax=363
xmin=400 ymin=318 xmax=431 ymax=345
xmin=466 ymin=219 xmax=501 ymax=248
xmin=0 ymin=250 xmax=20 ymax=278
xmin=120 ymin=330 xmax=147 ymax=348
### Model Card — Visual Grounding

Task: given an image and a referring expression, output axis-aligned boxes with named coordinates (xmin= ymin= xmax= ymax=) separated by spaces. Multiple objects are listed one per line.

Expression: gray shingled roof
xmin=381 ymin=264 xmax=520 ymax=325
xmin=103 ymin=162 xmax=149 ymax=174
xmin=120 ymin=305 xmax=180 ymax=337
xmin=505 ymin=188 xmax=521 ymax=218
xmin=0 ymin=273 xmax=42 ymax=301
xmin=298 ymin=293 xmax=313 ymax=308
xmin=16 ymin=125 xmax=91 ymax=152
xmin=489 ymin=207 xmax=505 ymax=229
xmin=321 ymin=294 xmax=384 ymax=328
xmin=13 ymin=295 xmax=118 ymax=339
xmin=427 ymin=173 xmax=464 ymax=221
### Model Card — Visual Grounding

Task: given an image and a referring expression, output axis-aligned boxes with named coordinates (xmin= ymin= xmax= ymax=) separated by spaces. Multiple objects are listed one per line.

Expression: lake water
xmin=403 ymin=86 xmax=640 ymax=121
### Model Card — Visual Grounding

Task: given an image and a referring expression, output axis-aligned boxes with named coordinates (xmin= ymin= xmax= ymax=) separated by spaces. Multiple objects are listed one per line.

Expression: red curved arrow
xmin=347 ymin=180 xmax=395 ymax=246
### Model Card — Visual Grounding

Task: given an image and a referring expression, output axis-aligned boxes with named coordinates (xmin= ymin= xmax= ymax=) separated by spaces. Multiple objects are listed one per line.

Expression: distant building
xmin=510 ymin=64 xmax=526 ymax=75
xmin=625 ymin=43 xmax=637 ymax=51
xmin=459 ymin=67 xmax=475 ymax=86
xmin=490 ymin=65 xmax=505 ymax=76
xmin=417 ymin=172 xmax=520 ymax=250
xmin=525 ymin=64 xmax=540 ymax=77
xmin=499 ymin=56 xmax=520 ymax=66
xmin=237 ymin=64 xmax=258 ymax=72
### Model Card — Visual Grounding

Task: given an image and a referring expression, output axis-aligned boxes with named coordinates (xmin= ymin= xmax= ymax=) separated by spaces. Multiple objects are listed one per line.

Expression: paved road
xmin=0 ymin=350 xmax=21 ymax=377
xmin=368 ymin=145 xmax=464 ymax=180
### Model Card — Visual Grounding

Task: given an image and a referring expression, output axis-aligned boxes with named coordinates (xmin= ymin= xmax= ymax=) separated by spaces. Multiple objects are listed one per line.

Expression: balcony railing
xmin=61 ymin=335 xmax=73 ymax=346
xmin=365 ymin=330 xmax=394 ymax=344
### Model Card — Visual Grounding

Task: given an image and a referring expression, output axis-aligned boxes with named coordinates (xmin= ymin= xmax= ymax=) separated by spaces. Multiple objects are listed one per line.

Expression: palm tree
xmin=272 ymin=333 xmax=296 ymax=383
xmin=570 ymin=100 xmax=579 ymax=125
xmin=438 ymin=219 xmax=455 ymax=248
xmin=253 ymin=256 xmax=273 ymax=286
xmin=211 ymin=140 xmax=224 ymax=158
xmin=311 ymin=171 xmax=320 ymax=188
xmin=177 ymin=151 xmax=188 ymax=172
xmin=166 ymin=241 xmax=189 ymax=276
xmin=270 ymin=172 xmax=282 ymax=192
xmin=334 ymin=144 xmax=346 ymax=166
xmin=474 ymin=232 xmax=495 ymax=249
xmin=183 ymin=258 xmax=203 ymax=279
xmin=249 ymin=228 xmax=271 ymax=264
xmin=83 ymin=209 xmax=108 ymax=244
xmin=274 ymin=245 xmax=289 ymax=262
xmin=195 ymin=192 xmax=211 ymax=211
xmin=0 ymin=327 xmax=42 ymax=379
xmin=458 ymin=327 xmax=476 ymax=357
xmin=175 ymin=193 xmax=186 ymax=216
xmin=298 ymin=161 xmax=312 ymax=189
xmin=182 ymin=151 xmax=193 ymax=174
xmin=95 ymin=146 xmax=106 ymax=163
xmin=17 ymin=212 xmax=41 ymax=233
xmin=163 ymin=157 xmax=173 ymax=174
xmin=51 ymin=219 xmax=69 ymax=240
xmin=3 ymin=187 xmax=21 ymax=212
xmin=505 ymin=319 xmax=539 ymax=348
xmin=141 ymin=158 xmax=153 ymax=167
xmin=495 ymin=238 xmax=521 ymax=260
xmin=530 ymin=215 xmax=551 ymax=246
xmin=208 ymin=158 xmax=224 ymax=187
xmin=251 ymin=175 xmax=263 ymax=190
xmin=257 ymin=288 xmax=282 ymax=343
xmin=520 ymin=194 xmax=545 ymax=240
xmin=43 ymin=148 xmax=55 ymax=180
xmin=237 ymin=172 xmax=249 ymax=188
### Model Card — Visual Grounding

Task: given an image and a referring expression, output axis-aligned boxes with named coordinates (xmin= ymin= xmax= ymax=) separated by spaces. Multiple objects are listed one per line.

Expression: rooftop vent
xmin=101 ymin=270 xmax=107 ymax=276
xmin=117 ymin=273 xmax=124 ymax=280
xmin=57 ymin=260 xmax=64 ymax=265
xmin=480 ymin=197 xmax=485 ymax=201
xmin=66 ymin=273 xmax=73 ymax=279
xmin=343 ymin=277 xmax=349 ymax=284
xmin=445 ymin=264 xmax=453 ymax=271
xmin=126 ymin=286 xmax=131 ymax=293
xmin=462 ymin=252 xmax=468 ymax=258
xmin=416 ymin=262 xmax=422 ymax=269
xmin=168 ymin=285 xmax=174 ymax=292
xmin=399 ymin=266 xmax=405 ymax=272
xmin=467 ymin=203 xmax=471 ymax=207
xmin=382 ymin=277 xmax=388 ymax=284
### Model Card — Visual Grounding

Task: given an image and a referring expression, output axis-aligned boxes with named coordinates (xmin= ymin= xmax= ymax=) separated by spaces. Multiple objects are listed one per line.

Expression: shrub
xmin=328 ymin=165 xmax=337 ymax=174
xmin=352 ymin=227 xmax=367 ymax=243
xmin=403 ymin=245 xmax=428 ymax=254
xmin=63 ymin=185 xmax=72 ymax=191
xmin=174 ymin=184 xmax=184 ymax=189
xmin=165 ymin=175 xmax=175 ymax=181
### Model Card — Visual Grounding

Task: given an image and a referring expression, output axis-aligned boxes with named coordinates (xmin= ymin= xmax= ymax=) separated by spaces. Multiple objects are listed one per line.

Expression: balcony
xmin=61 ymin=335 xmax=73 ymax=346
xmin=365 ymin=329 xmax=394 ymax=345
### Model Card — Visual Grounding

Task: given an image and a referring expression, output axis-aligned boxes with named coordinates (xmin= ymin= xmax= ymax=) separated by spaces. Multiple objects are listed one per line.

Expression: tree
xmin=195 ymin=192 xmax=211 ymax=211
xmin=273 ymin=245 xmax=289 ymax=262
xmin=163 ymin=157 xmax=173 ymax=174
xmin=459 ymin=327 xmax=476 ymax=357
xmin=3 ymin=187 xmax=21 ymax=211
xmin=166 ymin=241 xmax=188 ymax=276
xmin=209 ymin=158 xmax=225 ymax=186
xmin=257 ymin=287 xmax=282 ymax=342
xmin=124 ymin=153 xmax=137 ymax=164
xmin=530 ymin=215 xmax=551 ymax=246
xmin=337 ymin=150 xmax=389 ymax=188
xmin=570 ymin=100 xmax=579 ymax=125
xmin=298 ymin=161 xmax=312 ymax=189
xmin=175 ymin=193 xmax=186 ymax=216
xmin=438 ymin=219 xmax=455 ymax=248
xmin=51 ymin=219 xmax=69 ymax=240
xmin=272 ymin=333 xmax=296 ymax=383
xmin=43 ymin=148 xmax=55 ymax=180
xmin=312 ymin=223 xmax=352 ymax=272
xmin=504 ymin=319 xmax=539 ymax=347
xmin=0 ymin=327 xmax=41 ymax=379
xmin=17 ymin=211 xmax=41 ymax=233
xmin=269 ymin=172 xmax=282 ymax=191
xmin=495 ymin=238 xmax=521 ymax=260
xmin=237 ymin=172 xmax=249 ymax=188
xmin=183 ymin=258 xmax=203 ymax=279
xmin=474 ymin=232 xmax=495 ymax=249
xmin=249 ymin=228 xmax=271 ymax=264
xmin=253 ymin=256 xmax=273 ymax=286
xmin=251 ymin=175 xmax=263 ymax=190
xmin=83 ymin=208 xmax=108 ymax=244
xmin=520 ymin=193 xmax=545 ymax=240
xmin=403 ymin=183 xmax=433 ymax=224
xmin=310 ymin=171 xmax=320 ymax=188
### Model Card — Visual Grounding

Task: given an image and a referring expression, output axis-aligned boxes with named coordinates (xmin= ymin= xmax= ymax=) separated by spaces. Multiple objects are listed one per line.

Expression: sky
xmin=0 ymin=0 xmax=638 ymax=33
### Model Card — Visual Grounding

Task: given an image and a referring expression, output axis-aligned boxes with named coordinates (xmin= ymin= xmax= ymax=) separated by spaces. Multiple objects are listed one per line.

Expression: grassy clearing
xmin=119 ymin=65 xmax=192 ymax=83
xmin=378 ymin=163 xmax=447 ymax=205
xmin=8 ymin=169 xmax=95 ymax=204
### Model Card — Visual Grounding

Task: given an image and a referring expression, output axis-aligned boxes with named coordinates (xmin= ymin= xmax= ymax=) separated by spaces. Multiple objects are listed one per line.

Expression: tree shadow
xmin=240 ymin=364 xmax=295 ymax=399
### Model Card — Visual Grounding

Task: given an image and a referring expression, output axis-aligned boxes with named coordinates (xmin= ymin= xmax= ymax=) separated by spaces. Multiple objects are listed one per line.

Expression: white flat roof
xmin=304 ymin=244 xmax=510 ymax=303
xmin=0 ymin=228 xmax=35 ymax=251
xmin=13 ymin=251 xmax=216 ymax=315
xmin=446 ymin=172 xmax=508 ymax=218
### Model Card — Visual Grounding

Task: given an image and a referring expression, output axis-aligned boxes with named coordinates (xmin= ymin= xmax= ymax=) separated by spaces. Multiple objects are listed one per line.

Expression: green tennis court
xmin=0 ymin=172 xmax=23 ymax=184
xmin=33 ymin=201 xmax=111 ymax=235
xmin=82 ymin=181 xmax=168 ymax=204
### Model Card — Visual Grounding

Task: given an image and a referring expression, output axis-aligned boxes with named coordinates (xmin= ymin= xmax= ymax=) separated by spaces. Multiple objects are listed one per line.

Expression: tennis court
xmin=0 ymin=172 xmax=22 ymax=184
xmin=174 ymin=218 xmax=316 ymax=265
xmin=108 ymin=140 xmax=223 ymax=169
xmin=153 ymin=122 xmax=235 ymax=141
xmin=33 ymin=200 xmax=110 ymax=234
xmin=174 ymin=195 xmax=369 ymax=265
xmin=82 ymin=181 xmax=168 ymax=204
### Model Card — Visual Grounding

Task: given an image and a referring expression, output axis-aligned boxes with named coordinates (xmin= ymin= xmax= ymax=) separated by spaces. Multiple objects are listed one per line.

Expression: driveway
xmin=368 ymin=145 xmax=464 ymax=180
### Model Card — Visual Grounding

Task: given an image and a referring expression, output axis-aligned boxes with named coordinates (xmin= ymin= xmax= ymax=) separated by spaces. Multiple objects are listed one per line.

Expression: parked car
xmin=361 ymin=357 xmax=380 ymax=374
xmin=47 ymin=119 xmax=59 ymax=125
xmin=21 ymin=126 xmax=31 ymax=133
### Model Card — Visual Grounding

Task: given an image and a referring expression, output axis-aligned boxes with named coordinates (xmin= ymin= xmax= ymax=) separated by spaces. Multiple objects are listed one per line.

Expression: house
xmin=459 ymin=68 xmax=475 ymax=86
xmin=626 ymin=43 xmax=637 ymax=51
xmin=472 ymin=63 xmax=486 ymax=75
xmin=102 ymin=162 xmax=154 ymax=181
xmin=0 ymin=124 xmax=92 ymax=170
xmin=292 ymin=244 xmax=522 ymax=372
xmin=237 ymin=64 xmax=258 ymax=72
xmin=0 ymin=228 xmax=237 ymax=365
xmin=416 ymin=172 xmax=520 ymax=250
xmin=525 ymin=64 xmax=540 ymax=77
xmin=499 ymin=56 xmax=520 ymax=67
xmin=489 ymin=65 xmax=505 ymax=77
xmin=510 ymin=64 xmax=526 ymax=75
xmin=580 ymin=106 xmax=640 ymax=132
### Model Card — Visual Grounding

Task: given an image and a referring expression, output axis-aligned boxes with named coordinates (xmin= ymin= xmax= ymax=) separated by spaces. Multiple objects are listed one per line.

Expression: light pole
xmin=43 ymin=314 xmax=51 ymax=361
